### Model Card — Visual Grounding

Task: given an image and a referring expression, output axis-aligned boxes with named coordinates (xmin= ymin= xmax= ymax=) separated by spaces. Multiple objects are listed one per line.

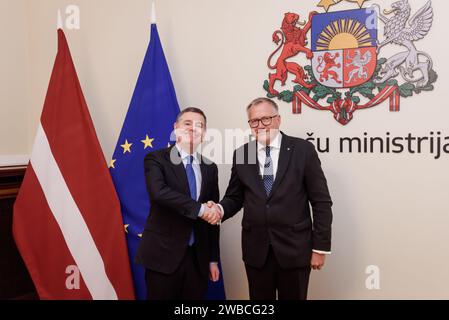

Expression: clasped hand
xmin=200 ymin=201 xmax=223 ymax=225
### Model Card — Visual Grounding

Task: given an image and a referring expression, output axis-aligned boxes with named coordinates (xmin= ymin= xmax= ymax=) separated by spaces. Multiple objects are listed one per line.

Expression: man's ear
xmin=201 ymin=129 xmax=206 ymax=143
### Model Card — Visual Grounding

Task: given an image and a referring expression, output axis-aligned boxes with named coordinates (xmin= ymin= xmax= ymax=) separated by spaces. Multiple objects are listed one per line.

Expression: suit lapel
xmin=166 ymin=146 xmax=190 ymax=196
xmin=268 ymin=134 xmax=294 ymax=199
xmin=249 ymin=162 xmax=266 ymax=197
xmin=198 ymin=156 xmax=208 ymax=202
xmin=245 ymin=141 xmax=267 ymax=197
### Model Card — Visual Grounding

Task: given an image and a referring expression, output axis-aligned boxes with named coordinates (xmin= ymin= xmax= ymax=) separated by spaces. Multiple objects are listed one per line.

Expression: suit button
xmin=266 ymin=204 xmax=270 ymax=209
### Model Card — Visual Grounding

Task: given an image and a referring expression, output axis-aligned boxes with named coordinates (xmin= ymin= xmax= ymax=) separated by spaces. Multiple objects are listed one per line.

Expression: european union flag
xmin=110 ymin=22 xmax=225 ymax=300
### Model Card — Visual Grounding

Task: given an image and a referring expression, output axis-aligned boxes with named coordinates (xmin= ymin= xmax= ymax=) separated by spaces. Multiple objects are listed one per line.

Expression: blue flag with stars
xmin=110 ymin=23 xmax=226 ymax=300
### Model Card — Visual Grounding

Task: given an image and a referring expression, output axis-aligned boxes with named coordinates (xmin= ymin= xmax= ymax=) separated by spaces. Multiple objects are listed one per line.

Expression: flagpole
xmin=151 ymin=1 xmax=156 ymax=24
xmin=57 ymin=9 xmax=63 ymax=29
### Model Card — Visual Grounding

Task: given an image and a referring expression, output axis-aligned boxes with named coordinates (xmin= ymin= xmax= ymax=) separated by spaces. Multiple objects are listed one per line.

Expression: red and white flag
xmin=13 ymin=30 xmax=135 ymax=300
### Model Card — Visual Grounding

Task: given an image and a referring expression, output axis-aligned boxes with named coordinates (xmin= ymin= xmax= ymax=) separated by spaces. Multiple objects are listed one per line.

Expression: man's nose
xmin=257 ymin=122 xmax=268 ymax=129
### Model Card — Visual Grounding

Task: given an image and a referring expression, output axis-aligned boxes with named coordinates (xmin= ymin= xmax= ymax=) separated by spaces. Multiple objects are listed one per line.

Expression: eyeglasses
xmin=248 ymin=115 xmax=279 ymax=128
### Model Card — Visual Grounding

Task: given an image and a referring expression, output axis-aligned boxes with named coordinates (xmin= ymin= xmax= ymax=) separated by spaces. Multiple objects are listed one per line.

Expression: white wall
xmin=0 ymin=0 xmax=29 ymax=161
xmin=2 ymin=0 xmax=449 ymax=299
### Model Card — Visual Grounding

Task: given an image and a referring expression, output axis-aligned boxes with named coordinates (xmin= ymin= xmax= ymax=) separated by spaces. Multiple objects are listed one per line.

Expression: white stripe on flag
xmin=30 ymin=123 xmax=118 ymax=300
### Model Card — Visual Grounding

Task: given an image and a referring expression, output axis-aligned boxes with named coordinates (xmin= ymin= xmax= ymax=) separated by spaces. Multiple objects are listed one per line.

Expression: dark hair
xmin=176 ymin=107 xmax=207 ymax=126
xmin=246 ymin=97 xmax=279 ymax=113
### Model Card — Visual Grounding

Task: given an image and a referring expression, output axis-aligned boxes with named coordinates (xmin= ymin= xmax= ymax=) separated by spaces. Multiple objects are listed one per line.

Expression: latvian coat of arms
xmin=263 ymin=0 xmax=437 ymax=125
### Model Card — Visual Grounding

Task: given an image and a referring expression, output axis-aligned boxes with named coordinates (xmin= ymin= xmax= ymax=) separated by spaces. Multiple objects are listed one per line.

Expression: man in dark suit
xmin=210 ymin=97 xmax=333 ymax=300
xmin=135 ymin=107 xmax=221 ymax=300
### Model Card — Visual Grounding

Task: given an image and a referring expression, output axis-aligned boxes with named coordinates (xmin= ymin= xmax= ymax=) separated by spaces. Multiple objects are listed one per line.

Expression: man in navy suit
xmin=136 ymin=107 xmax=221 ymax=300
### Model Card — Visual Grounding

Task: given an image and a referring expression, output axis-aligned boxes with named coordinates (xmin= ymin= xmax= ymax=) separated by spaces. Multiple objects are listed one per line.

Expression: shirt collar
xmin=257 ymin=131 xmax=282 ymax=152
xmin=175 ymin=144 xmax=199 ymax=163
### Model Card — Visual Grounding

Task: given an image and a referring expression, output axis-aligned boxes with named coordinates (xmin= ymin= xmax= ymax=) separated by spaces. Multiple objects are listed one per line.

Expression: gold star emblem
xmin=109 ymin=159 xmax=116 ymax=169
xmin=137 ymin=233 xmax=143 ymax=238
xmin=141 ymin=135 xmax=155 ymax=149
xmin=121 ymin=140 xmax=133 ymax=154
xmin=318 ymin=0 xmax=335 ymax=11
xmin=124 ymin=224 xmax=129 ymax=233
xmin=353 ymin=0 xmax=368 ymax=8
xmin=318 ymin=0 xmax=368 ymax=12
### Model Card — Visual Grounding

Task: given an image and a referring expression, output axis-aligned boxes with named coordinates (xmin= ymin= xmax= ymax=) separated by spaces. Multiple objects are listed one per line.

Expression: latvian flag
xmin=13 ymin=30 xmax=135 ymax=300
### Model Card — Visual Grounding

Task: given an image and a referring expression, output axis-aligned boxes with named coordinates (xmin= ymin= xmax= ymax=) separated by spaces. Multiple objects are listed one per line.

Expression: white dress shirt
xmin=176 ymin=144 xmax=202 ymax=201
xmin=258 ymin=131 xmax=282 ymax=179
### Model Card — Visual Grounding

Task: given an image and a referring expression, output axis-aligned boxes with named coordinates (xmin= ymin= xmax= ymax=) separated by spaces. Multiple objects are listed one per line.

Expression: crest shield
xmin=311 ymin=8 xmax=378 ymax=88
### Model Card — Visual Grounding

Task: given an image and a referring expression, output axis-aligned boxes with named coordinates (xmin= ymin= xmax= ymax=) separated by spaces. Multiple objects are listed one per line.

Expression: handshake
xmin=200 ymin=201 xmax=223 ymax=225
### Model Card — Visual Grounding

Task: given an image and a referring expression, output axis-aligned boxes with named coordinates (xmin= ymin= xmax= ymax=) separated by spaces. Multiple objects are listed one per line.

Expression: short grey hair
xmin=246 ymin=97 xmax=279 ymax=113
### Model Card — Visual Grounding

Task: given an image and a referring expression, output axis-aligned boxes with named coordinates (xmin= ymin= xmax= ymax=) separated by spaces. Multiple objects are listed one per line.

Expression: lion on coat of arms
xmin=267 ymin=11 xmax=317 ymax=95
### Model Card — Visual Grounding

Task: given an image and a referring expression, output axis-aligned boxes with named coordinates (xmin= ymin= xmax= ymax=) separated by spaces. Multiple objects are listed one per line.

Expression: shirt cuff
xmin=209 ymin=262 xmax=218 ymax=265
xmin=217 ymin=204 xmax=224 ymax=218
xmin=198 ymin=204 xmax=205 ymax=217
xmin=313 ymin=249 xmax=331 ymax=255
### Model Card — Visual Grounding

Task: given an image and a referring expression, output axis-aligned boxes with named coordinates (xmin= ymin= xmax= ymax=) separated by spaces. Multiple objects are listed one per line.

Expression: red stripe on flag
xmin=13 ymin=166 xmax=92 ymax=299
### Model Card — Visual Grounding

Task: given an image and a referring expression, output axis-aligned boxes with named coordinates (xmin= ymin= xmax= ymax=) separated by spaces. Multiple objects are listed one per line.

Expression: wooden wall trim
xmin=0 ymin=166 xmax=26 ymax=199
xmin=0 ymin=165 xmax=27 ymax=177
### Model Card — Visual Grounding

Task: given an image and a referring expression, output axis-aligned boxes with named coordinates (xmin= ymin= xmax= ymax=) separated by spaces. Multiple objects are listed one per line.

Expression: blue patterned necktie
xmin=185 ymin=155 xmax=197 ymax=246
xmin=263 ymin=146 xmax=274 ymax=196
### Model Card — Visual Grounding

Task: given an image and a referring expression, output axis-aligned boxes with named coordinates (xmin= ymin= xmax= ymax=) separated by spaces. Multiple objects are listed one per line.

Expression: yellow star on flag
xmin=137 ymin=233 xmax=143 ymax=238
xmin=124 ymin=224 xmax=129 ymax=233
xmin=141 ymin=135 xmax=155 ymax=149
xmin=109 ymin=159 xmax=116 ymax=169
xmin=121 ymin=140 xmax=133 ymax=154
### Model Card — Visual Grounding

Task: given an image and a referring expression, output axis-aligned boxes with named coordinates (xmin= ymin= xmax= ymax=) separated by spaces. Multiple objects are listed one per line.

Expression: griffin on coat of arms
xmin=346 ymin=49 xmax=373 ymax=84
xmin=263 ymin=0 xmax=438 ymax=125
xmin=373 ymin=0 xmax=433 ymax=88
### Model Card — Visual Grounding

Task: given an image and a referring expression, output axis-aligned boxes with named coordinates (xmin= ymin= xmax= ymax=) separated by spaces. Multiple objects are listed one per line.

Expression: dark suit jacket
xmin=135 ymin=146 xmax=220 ymax=279
xmin=220 ymin=133 xmax=332 ymax=269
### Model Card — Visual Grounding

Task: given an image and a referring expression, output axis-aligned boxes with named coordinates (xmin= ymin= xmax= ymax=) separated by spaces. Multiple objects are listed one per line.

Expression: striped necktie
xmin=263 ymin=146 xmax=274 ymax=196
